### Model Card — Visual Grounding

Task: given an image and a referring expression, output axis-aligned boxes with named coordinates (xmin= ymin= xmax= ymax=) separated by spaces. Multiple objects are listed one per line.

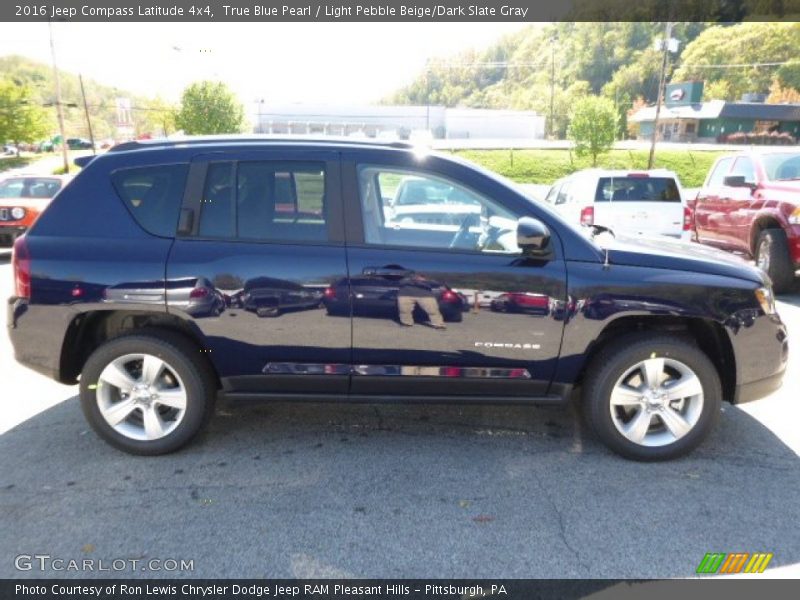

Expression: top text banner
xmin=3 ymin=0 xmax=799 ymax=22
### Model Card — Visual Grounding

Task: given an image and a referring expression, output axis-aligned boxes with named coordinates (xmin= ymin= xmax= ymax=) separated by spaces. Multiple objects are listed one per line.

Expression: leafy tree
xmin=0 ymin=78 xmax=51 ymax=152
xmin=175 ymin=81 xmax=245 ymax=135
xmin=775 ymin=60 xmax=800 ymax=92
xmin=766 ymin=80 xmax=800 ymax=104
xmin=568 ymin=96 xmax=617 ymax=166
xmin=672 ymin=23 xmax=800 ymax=100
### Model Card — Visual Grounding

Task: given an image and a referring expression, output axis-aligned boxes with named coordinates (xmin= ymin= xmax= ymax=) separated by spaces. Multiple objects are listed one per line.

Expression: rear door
xmin=592 ymin=175 xmax=685 ymax=237
xmin=341 ymin=152 xmax=567 ymax=399
xmin=166 ymin=149 xmax=351 ymax=395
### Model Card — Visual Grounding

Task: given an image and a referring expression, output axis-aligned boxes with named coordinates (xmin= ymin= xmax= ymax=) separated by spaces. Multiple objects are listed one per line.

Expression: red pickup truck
xmin=693 ymin=150 xmax=800 ymax=292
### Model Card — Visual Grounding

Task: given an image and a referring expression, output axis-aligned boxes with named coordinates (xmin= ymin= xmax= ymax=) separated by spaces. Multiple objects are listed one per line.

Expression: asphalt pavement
xmin=1 ymin=250 xmax=799 ymax=579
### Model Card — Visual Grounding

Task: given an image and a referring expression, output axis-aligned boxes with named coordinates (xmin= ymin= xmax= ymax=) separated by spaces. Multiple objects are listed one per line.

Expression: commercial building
xmin=252 ymin=103 xmax=544 ymax=140
xmin=630 ymin=81 xmax=800 ymax=143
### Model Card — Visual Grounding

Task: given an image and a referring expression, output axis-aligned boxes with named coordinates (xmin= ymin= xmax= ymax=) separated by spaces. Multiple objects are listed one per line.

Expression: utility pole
xmin=48 ymin=21 xmax=70 ymax=174
xmin=78 ymin=75 xmax=95 ymax=155
xmin=648 ymin=21 xmax=674 ymax=169
xmin=549 ymin=35 xmax=556 ymax=139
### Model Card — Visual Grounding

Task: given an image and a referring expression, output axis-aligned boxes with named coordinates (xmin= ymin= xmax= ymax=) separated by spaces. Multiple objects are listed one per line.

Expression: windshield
xmin=761 ymin=153 xmax=800 ymax=181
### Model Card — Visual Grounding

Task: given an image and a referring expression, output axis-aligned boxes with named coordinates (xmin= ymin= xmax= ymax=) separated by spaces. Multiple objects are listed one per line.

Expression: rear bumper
xmin=7 ymin=297 xmax=69 ymax=382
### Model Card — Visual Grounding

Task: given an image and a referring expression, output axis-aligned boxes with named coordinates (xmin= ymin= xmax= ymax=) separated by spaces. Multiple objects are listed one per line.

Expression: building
xmin=630 ymin=81 xmax=800 ymax=143
xmin=252 ymin=103 xmax=544 ymax=140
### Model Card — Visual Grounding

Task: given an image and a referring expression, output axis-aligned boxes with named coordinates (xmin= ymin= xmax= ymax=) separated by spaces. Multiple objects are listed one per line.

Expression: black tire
xmin=256 ymin=306 xmax=279 ymax=318
xmin=582 ymin=334 xmax=721 ymax=461
xmin=79 ymin=330 xmax=216 ymax=455
xmin=755 ymin=228 xmax=795 ymax=294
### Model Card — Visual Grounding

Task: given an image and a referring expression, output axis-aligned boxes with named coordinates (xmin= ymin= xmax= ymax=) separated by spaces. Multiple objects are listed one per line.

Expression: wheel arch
xmin=749 ymin=215 xmax=785 ymax=255
xmin=58 ymin=310 xmax=220 ymax=388
xmin=576 ymin=315 xmax=736 ymax=403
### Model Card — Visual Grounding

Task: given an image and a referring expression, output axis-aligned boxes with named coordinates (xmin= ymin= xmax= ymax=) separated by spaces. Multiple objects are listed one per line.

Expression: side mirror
xmin=517 ymin=217 xmax=551 ymax=255
xmin=723 ymin=175 xmax=755 ymax=190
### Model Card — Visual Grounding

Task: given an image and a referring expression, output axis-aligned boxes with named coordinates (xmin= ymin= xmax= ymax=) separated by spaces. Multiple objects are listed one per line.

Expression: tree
xmin=672 ymin=23 xmax=800 ymax=100
xmin=568 ymin=96 xmax=617 ymax=166
xmin=174 ymin=81 xmax=245 ymax=135
xmin=766 ymin=80 xmax=800 ymax=105
xmin=0 ymin=78 xmax=51 ymax=152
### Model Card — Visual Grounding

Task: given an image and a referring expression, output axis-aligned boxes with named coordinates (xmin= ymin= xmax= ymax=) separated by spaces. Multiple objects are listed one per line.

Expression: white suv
xmin=545 ymin=169 xmax=692 ymax=240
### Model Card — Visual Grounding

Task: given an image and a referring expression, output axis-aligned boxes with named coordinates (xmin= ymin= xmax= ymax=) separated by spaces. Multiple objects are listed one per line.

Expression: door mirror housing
xmin=723 ymin=175 xmax=756 ymax=190
xmin=517 ymin=217 xmax=551 ymax=255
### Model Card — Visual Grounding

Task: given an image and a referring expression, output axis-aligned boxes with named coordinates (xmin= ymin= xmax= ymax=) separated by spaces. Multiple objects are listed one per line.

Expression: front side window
xmin=196 ymin=161 xmax=328 ymax=242
xmin=706 ymin=157 xmax=734 ymax=188
xmin=357 ymin=165 xmax=520 ymax=254
xmin=730 ymin=157 xmax=756 ymax=186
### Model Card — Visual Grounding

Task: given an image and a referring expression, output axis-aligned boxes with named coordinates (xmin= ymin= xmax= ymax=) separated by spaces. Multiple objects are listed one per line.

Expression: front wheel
xmin=582 ymin=334 xmax=721 ymax=461
xmin=80 ymin=331 xmax=216 ymax=455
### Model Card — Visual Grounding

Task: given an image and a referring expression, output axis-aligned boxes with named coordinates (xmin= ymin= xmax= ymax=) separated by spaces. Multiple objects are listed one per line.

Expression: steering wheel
xmin=449 ymin=214 xmax=481 ymax=249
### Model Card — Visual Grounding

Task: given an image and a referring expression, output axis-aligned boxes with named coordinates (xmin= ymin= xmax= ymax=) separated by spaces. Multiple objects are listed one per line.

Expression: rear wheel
xmin=583 ymin=334 xmax=721 ymax=461
xmin=755 ymin=228 xmax=794 ymax=294
xmin=80 ymin=331 xmax=216 ymax=455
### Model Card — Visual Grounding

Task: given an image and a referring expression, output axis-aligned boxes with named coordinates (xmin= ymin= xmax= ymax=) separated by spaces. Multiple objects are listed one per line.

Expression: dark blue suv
xmin=7 ymin=138 xmax=788 ymax=460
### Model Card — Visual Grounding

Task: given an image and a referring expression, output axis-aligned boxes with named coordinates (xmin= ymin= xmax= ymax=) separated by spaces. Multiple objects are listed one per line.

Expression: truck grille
xmin=0 ymin=208 xmax=10 ymax=221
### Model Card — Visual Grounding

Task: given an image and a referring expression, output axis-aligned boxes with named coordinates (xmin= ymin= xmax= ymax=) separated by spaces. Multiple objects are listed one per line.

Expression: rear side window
xmin=196 ymin=160 xmax=328 ymax=243
xmin=595 ymin=177 xmax=681 ymax=203
xmin=111 ymin=164 xmax=188 ymax=237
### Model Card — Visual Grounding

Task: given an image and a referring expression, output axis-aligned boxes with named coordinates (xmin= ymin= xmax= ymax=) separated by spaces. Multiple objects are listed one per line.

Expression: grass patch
xmin=450 ymin=148 xmax=727 ymax=188
xmin=0 ymin=155 xmax=35 ymax=174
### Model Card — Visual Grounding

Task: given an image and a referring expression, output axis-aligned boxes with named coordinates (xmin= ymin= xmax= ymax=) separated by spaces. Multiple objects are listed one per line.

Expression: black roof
xmin=719 ymin=103 xmax=800 ymax=121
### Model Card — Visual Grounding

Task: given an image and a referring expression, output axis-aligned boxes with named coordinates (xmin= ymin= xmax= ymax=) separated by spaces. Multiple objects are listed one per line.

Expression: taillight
xmin=580 ymin=206 xmax=594 ymax=226
xmin=441 ymin=289 xmax=458 ymax=302
xmin=12 ymin=236 xmax=31 ymax=299
xmin=189 ymin=287 xmax=210 ymax=299
xmin=683 ymin=206 xmax=693 ymax=231
xmin=323 ymin=286 xmax=336 ymax=299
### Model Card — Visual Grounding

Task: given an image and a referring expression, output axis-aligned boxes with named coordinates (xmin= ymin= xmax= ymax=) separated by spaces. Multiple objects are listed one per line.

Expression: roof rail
xmin=107 ymin=135 xmax=417 ymax=153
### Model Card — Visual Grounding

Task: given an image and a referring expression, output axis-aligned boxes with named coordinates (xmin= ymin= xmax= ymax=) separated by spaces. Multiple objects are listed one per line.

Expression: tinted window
xmin=730 ymin=157 xmax=756 ymax=185
xmin=196 ymin=161 xmax=328 ymax=242
xmin=358 ymin=165 xmax=520 ymax=254
xmin=198 ymin=162 xmax=235 ymax=238
xmin=595 ymin=177 xmax=680 ymax=203
xmin=111 ymin=164 xmax=188 ymax=237
xmin=707 ymin=157 xmax=734 ymax=187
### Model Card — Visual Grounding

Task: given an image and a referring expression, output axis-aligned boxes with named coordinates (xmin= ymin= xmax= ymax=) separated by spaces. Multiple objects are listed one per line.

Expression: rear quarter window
xmin=111 ymin=164 xmax=188 ymax=237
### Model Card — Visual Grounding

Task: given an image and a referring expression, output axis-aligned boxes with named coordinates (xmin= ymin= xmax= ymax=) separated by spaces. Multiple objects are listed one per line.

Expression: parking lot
xmin=1 ymin=248 xmax=799 ymax=579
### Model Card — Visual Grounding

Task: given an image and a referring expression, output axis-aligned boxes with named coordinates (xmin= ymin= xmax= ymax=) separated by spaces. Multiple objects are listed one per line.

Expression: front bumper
xmin=734 ymin=366 xmax=787 ymax=404
xmin=0 ymin=225 xmax=26 ymax=245
xmin=728 ymin=311 xmax=788 ymax=404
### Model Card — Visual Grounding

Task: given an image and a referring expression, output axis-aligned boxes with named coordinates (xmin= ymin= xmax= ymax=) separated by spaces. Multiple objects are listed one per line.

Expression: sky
xmin=0 ymin=22 xmax=530 ymax=113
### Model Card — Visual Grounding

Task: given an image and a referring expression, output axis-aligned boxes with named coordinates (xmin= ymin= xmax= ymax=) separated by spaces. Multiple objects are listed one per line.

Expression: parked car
xmin=545 ymin=169 xmax=692 ymax=240
xmin=490 ymin=292 xmax=551 ymax=316
xmin=3 ymin=144 xmax=17 ymax=156
xmin=0 ymin=174 xmax=68 ymax=246
xmin=66 ymin=138 xmax=94 ymax=150
xmin=7 ymin=137 xmax=787 ymax=460
xmin=692 ymin=150 xmax=800 ymax=293
xmin=240 ymin=276 xmax=323 ymax=317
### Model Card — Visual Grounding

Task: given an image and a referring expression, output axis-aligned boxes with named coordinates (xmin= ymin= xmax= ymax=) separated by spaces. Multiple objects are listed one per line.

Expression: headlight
xmin=755 ymin=286 xmax=777 ymax=315
xmin=789 ymin=206 xmax=800 ymax=225
xmin=10 ymin=207 xmax=26 ymax=220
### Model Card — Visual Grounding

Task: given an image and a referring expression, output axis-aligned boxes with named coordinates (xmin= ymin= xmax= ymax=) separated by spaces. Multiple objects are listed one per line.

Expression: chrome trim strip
xmin=264 ymin=362 xmax=530 ymax=379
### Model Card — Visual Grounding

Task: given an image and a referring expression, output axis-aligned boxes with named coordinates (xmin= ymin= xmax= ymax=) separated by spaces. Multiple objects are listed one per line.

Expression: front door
xmin=166 ymin=149 xmax=351 ymax=394
xmin=339 ymin=155 xmax=567 ymax=398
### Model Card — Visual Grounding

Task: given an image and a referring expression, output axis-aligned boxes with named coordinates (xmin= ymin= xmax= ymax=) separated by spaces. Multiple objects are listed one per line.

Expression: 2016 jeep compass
xmin=7 ymin=137 xmax=788 ymax=460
